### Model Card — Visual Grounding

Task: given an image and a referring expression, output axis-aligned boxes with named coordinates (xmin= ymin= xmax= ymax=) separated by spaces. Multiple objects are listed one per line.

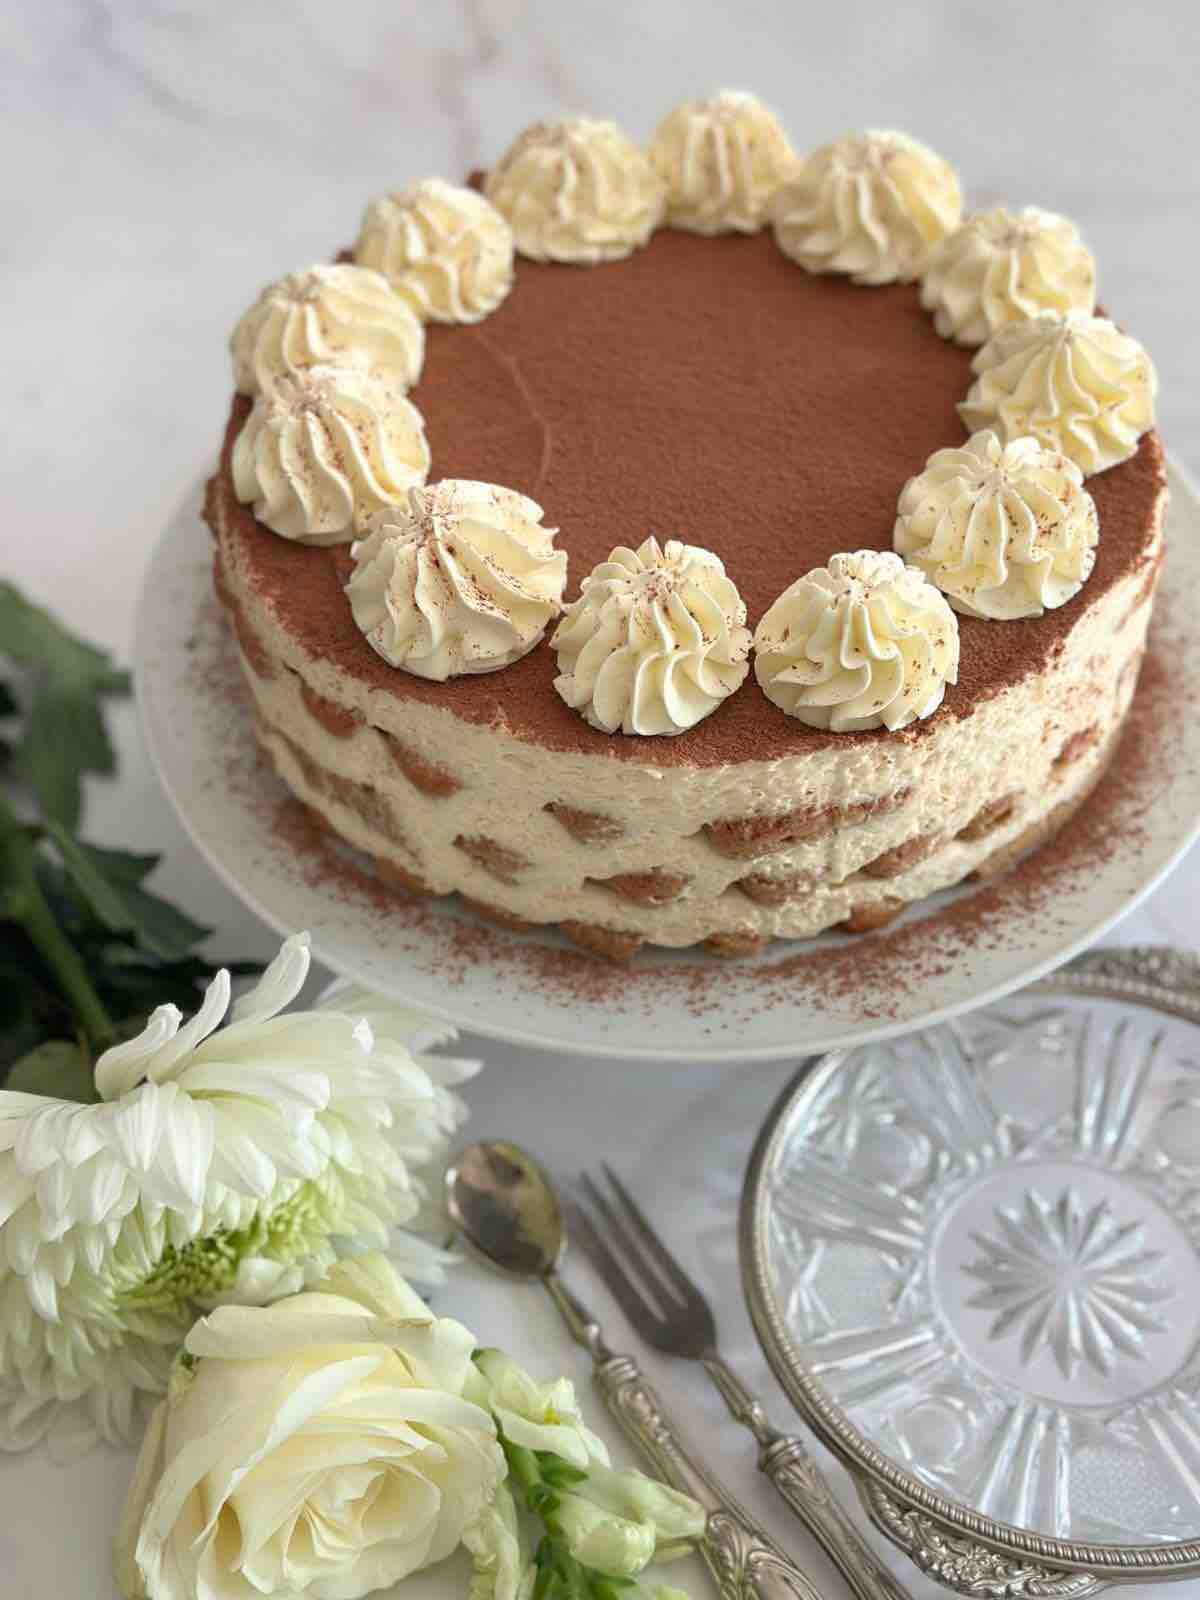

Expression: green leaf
xmin=0 ymin=948 xmax=46 ymax=1071
xmin=0 ymin=792 xmax=117 ymax=1050
xmin=0 ymin=581 xmax=130 ymax=829
xmin=5 ymin=1038 xmax=98 ymax=1103
xmin=0 ymin=680 xmax=16 ymax=767
xmin=44 ymin=826 xmax=209 ymax=960
xmin=0 ymin=910 xmax=78 ymax=1073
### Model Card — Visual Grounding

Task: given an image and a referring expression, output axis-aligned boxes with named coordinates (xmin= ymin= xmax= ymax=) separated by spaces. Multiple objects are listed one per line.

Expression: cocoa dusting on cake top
xmin=216 ymin=220 xmax=1167 ymax=771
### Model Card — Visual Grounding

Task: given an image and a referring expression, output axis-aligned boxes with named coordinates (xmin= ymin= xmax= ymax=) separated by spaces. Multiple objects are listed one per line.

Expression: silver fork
xmin=574 ymin=1166 xmax=913 ymax=1600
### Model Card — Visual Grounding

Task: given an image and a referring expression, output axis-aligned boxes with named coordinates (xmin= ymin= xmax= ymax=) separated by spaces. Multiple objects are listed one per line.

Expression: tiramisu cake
xmin=206 ymin=94 xmax=1166 ymax=960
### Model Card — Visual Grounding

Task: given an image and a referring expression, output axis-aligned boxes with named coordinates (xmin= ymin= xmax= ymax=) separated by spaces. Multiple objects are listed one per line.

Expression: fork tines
xmin=572 ymin=1165 xmax=716 ymax=1358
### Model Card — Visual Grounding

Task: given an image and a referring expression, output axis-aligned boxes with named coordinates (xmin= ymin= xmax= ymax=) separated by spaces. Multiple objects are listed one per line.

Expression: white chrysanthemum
xmin=0 ymin=934 xmax=479 ymax=1457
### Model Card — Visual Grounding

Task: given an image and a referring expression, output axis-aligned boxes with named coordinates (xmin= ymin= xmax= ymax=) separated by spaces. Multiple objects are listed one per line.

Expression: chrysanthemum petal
xmin=154 ymin=1091 xmax=215 ymax=1212
xmin=0 ymin=1160 xmax=36 ymax=1231
xmin=26 ymin=1265 xmax=59 ymax=1323
xmin=94 ymin=1005 xmax=183 ymax=1101
xmin=146 ymin=970 xmax=231 ymax=1081
xmin=230 ymin=932 xmax=312 ymax=1025
xmin=0 ymin=1094 xmax=68 ymax=1149
xmin=15 ymin=1102 xmax=91 ymax=1175
xmin=179 ymin=1061 xmax=331 ymax=1115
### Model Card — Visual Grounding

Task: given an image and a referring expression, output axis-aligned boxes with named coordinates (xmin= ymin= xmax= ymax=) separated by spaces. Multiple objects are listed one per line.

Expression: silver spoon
xmin=446 ymin=1139 xmax=824 ymax=1600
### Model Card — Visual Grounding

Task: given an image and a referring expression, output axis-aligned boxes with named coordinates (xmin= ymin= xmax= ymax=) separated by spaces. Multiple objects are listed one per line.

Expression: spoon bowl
xmin=445 ymin=1139 xmax=565 ymax=1279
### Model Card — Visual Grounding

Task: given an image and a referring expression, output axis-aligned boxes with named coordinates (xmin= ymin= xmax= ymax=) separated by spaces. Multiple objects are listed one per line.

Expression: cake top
xmin=217 ymin=93 xmax=1164 ymax=763
xmin=220 ymin=223 xmax=1164 ymax=766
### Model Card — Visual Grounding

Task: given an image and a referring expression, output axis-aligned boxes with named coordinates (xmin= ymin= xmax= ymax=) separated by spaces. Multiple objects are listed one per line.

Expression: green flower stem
xmin=500 ymin=1439 xmax=633 ymax=1600
xmin=0 ymin=792 xmax=115 ymax=1052
xmin=503 ymin=1439 xmax=547 ymax=1501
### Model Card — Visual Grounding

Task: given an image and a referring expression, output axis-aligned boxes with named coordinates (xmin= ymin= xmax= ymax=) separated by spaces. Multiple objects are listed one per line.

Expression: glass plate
xmin=742 ymin=952 xmax=1200 ymax=1585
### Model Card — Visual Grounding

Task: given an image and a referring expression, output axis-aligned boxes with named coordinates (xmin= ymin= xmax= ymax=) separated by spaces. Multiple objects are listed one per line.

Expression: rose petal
xmin=185 ymin=1303 xmax=417 ymax=1362
xmin=114 ymin=1398 xmax=168 ymax=1598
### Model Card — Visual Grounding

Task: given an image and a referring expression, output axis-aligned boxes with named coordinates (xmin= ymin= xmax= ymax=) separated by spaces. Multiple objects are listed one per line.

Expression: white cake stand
xmin=134 ymin=462 xmax=1200 ymax=1063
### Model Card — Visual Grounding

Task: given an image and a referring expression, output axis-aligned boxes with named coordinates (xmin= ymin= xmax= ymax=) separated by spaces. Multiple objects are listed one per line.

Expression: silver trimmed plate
xmin=741 ymin=947 xmax=1200 ymax=1590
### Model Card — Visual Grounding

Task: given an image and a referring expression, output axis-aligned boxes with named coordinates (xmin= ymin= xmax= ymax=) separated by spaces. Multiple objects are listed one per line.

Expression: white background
xmin=4 ymin=2 xmax=1200 ymax=1596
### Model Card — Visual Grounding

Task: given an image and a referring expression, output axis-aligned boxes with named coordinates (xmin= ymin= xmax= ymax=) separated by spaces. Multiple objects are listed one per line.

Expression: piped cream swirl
xmin=648 ymin=89 xmax=797 ymax=235
xmin=894 ymin=430 xmax=1100 ymax=619
xmin=345 ymin=480 xmax=567 ymax=680
xmin=484 ymin=117 xmax=665 ymax=264
xmin=354 ymin=180 xmax=515 ymax=324
xmin=552 ymin=537 xmax=750 ymax=735
xmin=920 ymin=206 xmax=1096 ymax=346
xmin=959 ymin=310 xmax=1157 ymax=475
xmin=772 ymin=129 xmax=961 ymax=285
xmin=231 ymin=365 xmax=430 ymax=544
xmin=754 ymin=550 xmax=959 ymax=732
xmin=230 ymin=265 xmax=424 ymax=396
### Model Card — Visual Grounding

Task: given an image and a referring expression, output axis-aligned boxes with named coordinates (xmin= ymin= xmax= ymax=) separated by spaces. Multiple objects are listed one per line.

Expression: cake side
xmin=208 ymin=468 xmax=1166 ymax=955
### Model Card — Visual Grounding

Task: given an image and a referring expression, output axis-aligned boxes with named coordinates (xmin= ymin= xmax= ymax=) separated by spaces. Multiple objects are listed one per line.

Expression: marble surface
xmin=5 ymin=3 xmax=1200 ymax=1594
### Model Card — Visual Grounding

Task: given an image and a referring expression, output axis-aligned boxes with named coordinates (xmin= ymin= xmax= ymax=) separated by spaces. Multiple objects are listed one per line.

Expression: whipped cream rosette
xmin=754 ymin=550 xmax=959 ymax=732
xmin=232 ymin=364 xmax=430 ymax=543
xmin=230 ymin=264 xmax=425 ymax=396
xmin=772 ymin=129 xmax=961 ymax=285
xmin=355 ymin=179 xmax=515 ymax=324
xmin=485 ymin=117 xmax=665 ymax=264
xmin=959 ymin=310 xmax=1157 ymax=475
xmin=345 ymin=479 xmax=568 ymax=680
xmin=895 ymin=430 xmax=1100 ymax=619
xmin=648 ymin=89 xmax=797 ymax=235
xmin=552 ymin=536 xmax=750 ymax=735
xmin=921 ymin=206 xmax=1096 ymax=346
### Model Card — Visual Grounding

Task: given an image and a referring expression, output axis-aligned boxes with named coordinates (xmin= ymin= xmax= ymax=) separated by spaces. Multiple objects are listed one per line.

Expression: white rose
xmin=114 ymin=1254 xmax=505 ymax=1600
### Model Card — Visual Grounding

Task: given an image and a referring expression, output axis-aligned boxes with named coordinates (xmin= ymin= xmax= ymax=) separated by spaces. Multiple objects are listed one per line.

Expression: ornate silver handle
xmin=702 ymin=1354 xmax=911 ymax=1600
xmin=540 ymin=1273 xmax=823 ymax=1600
xmin=594 ymin=1352 xmax=826 ymax=1600
xmin=759 ymin=1436 xmax=912 ymax=1600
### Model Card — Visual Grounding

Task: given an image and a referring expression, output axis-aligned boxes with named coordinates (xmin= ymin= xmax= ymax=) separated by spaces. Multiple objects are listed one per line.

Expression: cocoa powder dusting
xmin=214 ymin=223 xmax=1167 ymax=770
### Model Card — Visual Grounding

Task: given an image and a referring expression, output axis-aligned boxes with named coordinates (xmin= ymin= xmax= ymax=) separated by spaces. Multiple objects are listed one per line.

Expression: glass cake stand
xmin=741 ymin=947 xmax=1200 ymax=1593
